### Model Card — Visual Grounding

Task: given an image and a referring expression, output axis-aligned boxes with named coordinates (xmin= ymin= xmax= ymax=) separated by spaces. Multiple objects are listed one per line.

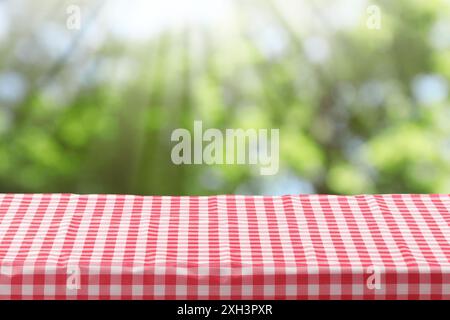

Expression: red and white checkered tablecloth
xmin=0 ymin=193 xmax=449 ymax=300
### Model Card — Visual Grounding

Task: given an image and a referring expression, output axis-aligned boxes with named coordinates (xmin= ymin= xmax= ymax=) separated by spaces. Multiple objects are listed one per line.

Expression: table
xmin=0 ymin=194 xmax=449 ymax=299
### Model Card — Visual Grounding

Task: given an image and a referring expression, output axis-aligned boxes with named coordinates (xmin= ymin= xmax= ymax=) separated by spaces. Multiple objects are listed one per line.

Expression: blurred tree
xmin=0 ymin=0 xmax=449 ymax=195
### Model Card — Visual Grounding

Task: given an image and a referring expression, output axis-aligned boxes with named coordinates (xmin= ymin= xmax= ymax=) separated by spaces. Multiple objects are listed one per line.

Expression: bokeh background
xmin=0 ymin=0 xmax=449 ymax=195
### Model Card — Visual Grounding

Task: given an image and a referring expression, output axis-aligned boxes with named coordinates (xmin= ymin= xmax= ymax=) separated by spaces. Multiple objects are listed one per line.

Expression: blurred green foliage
xmin=0 ymin=0 xmax=449 ymax=195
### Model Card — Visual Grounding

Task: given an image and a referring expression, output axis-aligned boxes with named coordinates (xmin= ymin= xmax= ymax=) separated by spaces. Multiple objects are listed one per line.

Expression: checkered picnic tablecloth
xmin=0 ymin=193 xmax=449 ymax=300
